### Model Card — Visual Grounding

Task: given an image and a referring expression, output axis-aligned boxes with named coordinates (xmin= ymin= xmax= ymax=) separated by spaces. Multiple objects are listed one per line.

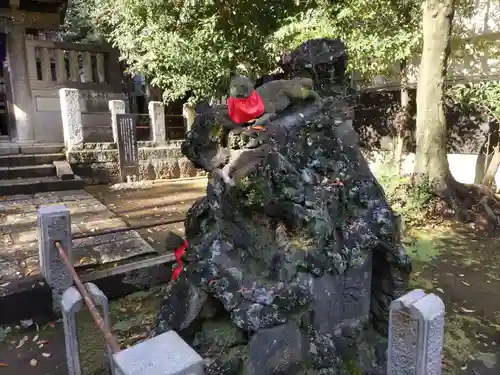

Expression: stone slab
xmin=0 ymin=252 xmax=176 ymax=324
xmin=0 ymin=191 xmax=157 ymax=284
xmin=53 ymin=160 xmax=75 ymax=180
xmin=113 ymin=330 xmax=204 ymax=375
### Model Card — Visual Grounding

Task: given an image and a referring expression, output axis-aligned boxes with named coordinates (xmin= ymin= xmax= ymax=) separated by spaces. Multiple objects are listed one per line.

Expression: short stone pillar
xmin=387 ymin=289 xmax=445 ymax=375
xmin=60 ymin=88 xmax=84 ymax=151
xmin=109 ymin=99 xmax=126 ymax=143
xmin=61 ymin=283 xmax=115 ymax=375
xmin=38 ymin=205 xmax=73 ymax=314
xmin=148 ymin=101 xmax=166 ymax=144
xmin=113 ymin=330 xmax=204 ymax=375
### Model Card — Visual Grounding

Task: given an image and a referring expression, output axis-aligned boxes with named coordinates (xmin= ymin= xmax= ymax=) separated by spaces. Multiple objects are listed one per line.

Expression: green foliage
xmin=446 ymin=80 xmax=500 ymax=122
xmin=73 ymin=0 xmax=478 ymax=104
xmin=236 ymin=176 xmax=267 ymax=207
xmin=273 ymin=1 xmax=422 ymax=83
xmin=91 ymin=0 xmax=310 ymax=104
xmin=374 ymin=153 xmax=436 ymax=220
xmin=60 ymin=0 xmax=102 ymax=43
xmin=341 ymin=358 xmax=364 ymax=375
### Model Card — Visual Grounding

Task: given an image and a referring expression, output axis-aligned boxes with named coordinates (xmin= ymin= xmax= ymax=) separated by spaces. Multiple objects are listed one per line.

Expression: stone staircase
xmin=0 ymin=149 xmax=84 ymax=195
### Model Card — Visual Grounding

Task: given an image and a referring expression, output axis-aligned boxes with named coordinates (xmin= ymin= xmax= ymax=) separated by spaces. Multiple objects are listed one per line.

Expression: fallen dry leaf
xmin=79 ymin=257 xmax=91 ymax=264
xmin=16 ymin=336 xmax=28 ymax=348
xmin=461 ymin=307 xmax=475 ymax=313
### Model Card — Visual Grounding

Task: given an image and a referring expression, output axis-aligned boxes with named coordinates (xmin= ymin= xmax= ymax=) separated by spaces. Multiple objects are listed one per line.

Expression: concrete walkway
xmin=0 ymin=190 xmax=156 ymax=288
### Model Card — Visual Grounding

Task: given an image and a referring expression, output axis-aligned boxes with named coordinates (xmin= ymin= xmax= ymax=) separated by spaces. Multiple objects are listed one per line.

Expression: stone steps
xmin=0 ymin=175 xmax=84 ymax=195
xmin=0 ymin=153 xmax=65 ymax=167
xmin=0 ymin=164 xmax=56 ymax=179
xmin=0 ymin=152 xmax=84 ymax=195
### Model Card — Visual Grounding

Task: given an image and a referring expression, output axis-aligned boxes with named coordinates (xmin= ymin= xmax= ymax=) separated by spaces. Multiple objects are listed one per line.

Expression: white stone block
xmin=37 ymin=205 xmax=72 ymax=314
xmin=61 ymin=283 xmax=115 ymax=375
xmin=148 ymin=101 xmax=166 ymax=144
xmin=113 ymin=330 xmax=204 ymax=375
xmin=59 ymin=88 xmax=84 ymax=151
xmin=387 ymin=289 xmax=445 ymax=375
xmin=109 ymin=100 xmax=126 ymax=143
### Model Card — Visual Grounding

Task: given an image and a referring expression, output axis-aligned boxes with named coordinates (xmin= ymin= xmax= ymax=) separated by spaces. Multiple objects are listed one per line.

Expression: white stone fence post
xmin=59 ymin=89 xmax=84 ymax=152
xmin=37 ymin=205 xmax=204 ymax=375
xmin=109 ymin=99 xmax=126 ymax=144
xmin=109 ymin=100 xmax=166 ymax=144
xmin=387 ymin=289 xmax=446 ymax=375
xmin=148 ymin=101 xmax=166 ymax=144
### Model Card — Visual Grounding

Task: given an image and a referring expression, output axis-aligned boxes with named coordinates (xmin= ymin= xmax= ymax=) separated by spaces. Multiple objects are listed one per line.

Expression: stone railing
xmin=37 ymin=205 xmax=446 ymax=375
xmin=59 ymin=88 xmax=184 ymax=151
xmin=26 ymin=39 xmax=121 ymax=91
xmin=59 ymin=88 xmax=198 ymax=184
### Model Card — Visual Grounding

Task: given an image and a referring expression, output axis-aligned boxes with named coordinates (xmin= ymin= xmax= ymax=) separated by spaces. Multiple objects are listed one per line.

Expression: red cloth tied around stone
xmin=228 ymin=90 xmax=265 ymax=124
xmin=171 ymin=239 xmax=188 ymax=281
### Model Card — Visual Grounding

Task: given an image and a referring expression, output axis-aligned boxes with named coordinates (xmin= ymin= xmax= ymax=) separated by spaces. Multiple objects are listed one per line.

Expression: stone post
xmin=61 ymin=283 xmax=115 ymax=375
xmin=148 ymin=101 xmax=166 ymax=144
xmin=387 ymin=289 xmax=445 ymax=375
xmin=37 ymin=205 xmax=73 ymax=314
xmin=113 ymin=330 xmax=204 ymax=375
xmin=8 ymin=25 xmax=34 ymax=142
xmin=59 ymin=89 xmax=84 ymax=152
xmin=109 ymin=100 xmax=126 ymax=143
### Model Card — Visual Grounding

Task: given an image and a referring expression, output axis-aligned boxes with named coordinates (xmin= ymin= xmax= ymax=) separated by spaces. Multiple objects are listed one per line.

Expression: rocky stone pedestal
xmin=154 ymin=97 xmax=412 ymax=375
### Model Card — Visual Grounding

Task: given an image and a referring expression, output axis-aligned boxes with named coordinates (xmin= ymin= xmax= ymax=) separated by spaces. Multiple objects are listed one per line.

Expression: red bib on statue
xmin=228 ymin=90 xmax=265 ymax=124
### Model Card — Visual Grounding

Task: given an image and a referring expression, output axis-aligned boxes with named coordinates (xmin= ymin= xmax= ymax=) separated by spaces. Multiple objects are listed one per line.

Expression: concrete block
xmin=109 ymin=100 xmax=126 ymax=144
xmin=388 ymin=289 xmax=445 ymax=375
xmin=113 ymin=330 xmax=204 ymax=375
xmin=148 ymin=101 xmax=166 ymax=144
xmin=53 ymin=160 xmax=75 ymax=180
xmin=38 ymin=205 xmax=72 ymax=314
xmin=61 ymin=286 xmax=83 ymax=375
xmin=60 ymin=89 xmax=84 ymax=151
xmin=61 ymin=283 xmax=115 ymax=375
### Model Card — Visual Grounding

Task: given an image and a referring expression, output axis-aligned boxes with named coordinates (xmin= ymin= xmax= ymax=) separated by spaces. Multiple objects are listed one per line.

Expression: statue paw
xmin=216 ymin=166 xmax=235 ymax=186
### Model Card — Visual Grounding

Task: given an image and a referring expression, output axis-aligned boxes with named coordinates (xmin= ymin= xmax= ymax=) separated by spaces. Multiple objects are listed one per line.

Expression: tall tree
xmin=414 ymin=0 xmax=457 ymax=194
xmin=90 ymin=0 xmax=310 ymax=105
xmin=60 ymin=0 xmax=102 ymax=43
xmin=273 ymin=2 xmax=422 ymax=166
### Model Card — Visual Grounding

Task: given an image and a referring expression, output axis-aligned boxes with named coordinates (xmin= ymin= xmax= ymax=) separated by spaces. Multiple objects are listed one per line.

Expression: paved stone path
xmin=0 ymin=190 xmax=156 ymax=286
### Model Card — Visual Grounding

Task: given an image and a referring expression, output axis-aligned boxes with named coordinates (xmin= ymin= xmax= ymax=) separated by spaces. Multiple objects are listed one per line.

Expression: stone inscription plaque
xmin=116 ymin=113 xmax=139 ymax=181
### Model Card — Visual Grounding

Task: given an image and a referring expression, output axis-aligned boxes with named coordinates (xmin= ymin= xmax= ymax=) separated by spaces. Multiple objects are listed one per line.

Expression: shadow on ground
xmin=85 ymin=178 xmax=207 ymax=253
xmin=405 ymin=224 xmax=500 ymax=375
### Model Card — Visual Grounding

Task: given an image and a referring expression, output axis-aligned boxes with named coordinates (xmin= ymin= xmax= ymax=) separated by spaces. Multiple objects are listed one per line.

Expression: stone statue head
xmin=229 ymin=74 xmax=255 ymax=98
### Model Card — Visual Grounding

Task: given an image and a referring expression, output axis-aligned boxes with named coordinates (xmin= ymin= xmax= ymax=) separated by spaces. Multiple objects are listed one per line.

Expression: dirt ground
xmin=406 ymin=224 xmax=500 ymax=375
xmin=0 ymin=287 xmax=165 ymax=375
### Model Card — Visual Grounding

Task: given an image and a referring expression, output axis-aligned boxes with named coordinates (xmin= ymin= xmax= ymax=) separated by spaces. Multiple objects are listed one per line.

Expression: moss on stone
xmin=236 ymin=176 xmax=267 ymax=207
xmin=341 ymin=358 xmax=364 ymax=375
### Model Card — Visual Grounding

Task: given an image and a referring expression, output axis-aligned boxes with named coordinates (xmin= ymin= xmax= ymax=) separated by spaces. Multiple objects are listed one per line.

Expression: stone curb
xmin=0 ymin=253 xmax=175 ymax=325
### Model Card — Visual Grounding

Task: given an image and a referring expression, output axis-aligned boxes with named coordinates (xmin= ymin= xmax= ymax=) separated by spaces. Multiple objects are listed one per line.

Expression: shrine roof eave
xmin=0 ymin=0 xmax=69 ymax=25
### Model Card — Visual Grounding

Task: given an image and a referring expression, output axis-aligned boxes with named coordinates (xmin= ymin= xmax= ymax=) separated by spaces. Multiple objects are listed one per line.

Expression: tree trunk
xmin=414 ymin=0 xmax=457 ymax=193
xmin=482 ymin=145 xmax=500 ymax=187
xmin=394 ymin=60 xmax=410 ymax=173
